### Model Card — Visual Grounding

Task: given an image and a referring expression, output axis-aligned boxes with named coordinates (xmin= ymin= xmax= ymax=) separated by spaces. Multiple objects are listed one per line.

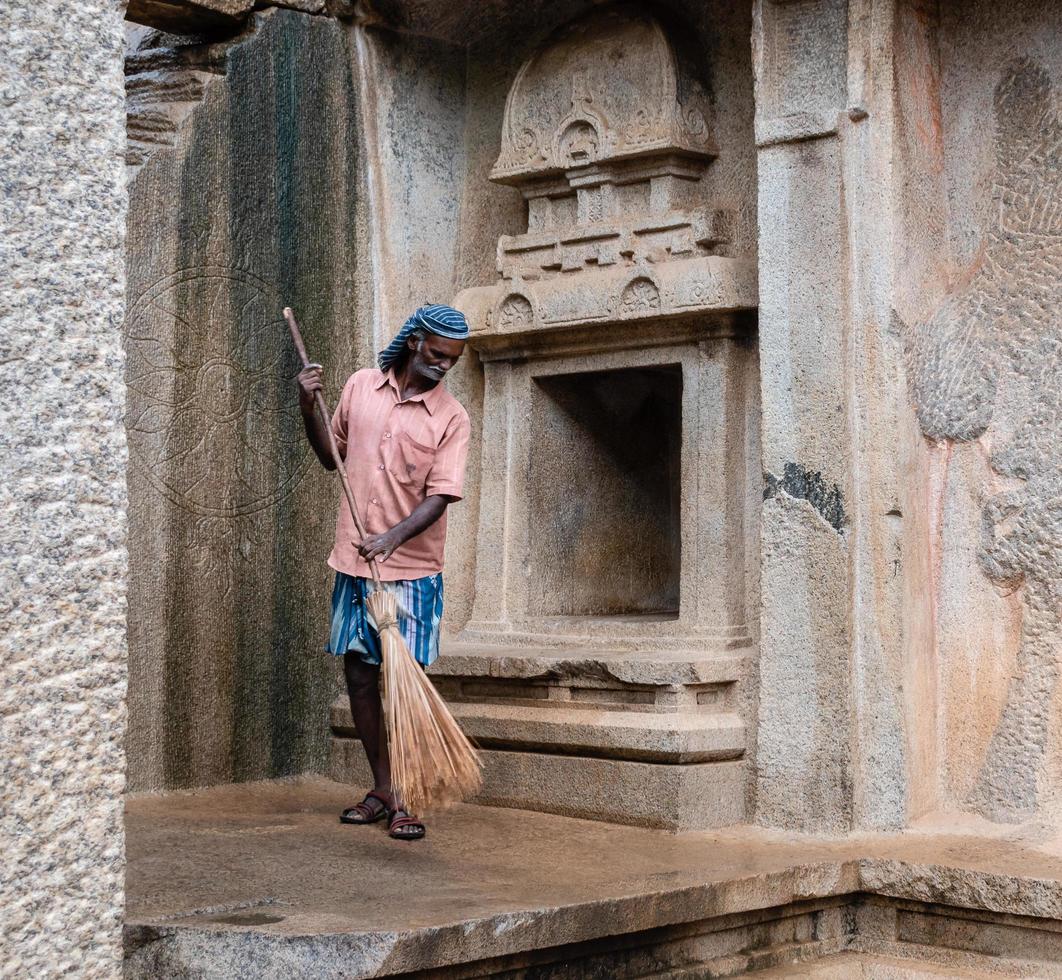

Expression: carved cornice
xmin=455 ymin=256 xmax=757 ymax=361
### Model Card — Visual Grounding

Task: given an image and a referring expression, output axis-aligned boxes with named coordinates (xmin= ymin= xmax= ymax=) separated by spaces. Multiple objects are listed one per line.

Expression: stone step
xmin=457 ymin=620 xmax=753 ymax=650
xmin=331 ymin=697 xmax=745 ymax=763
xmin=332 ymin=640 xmax=750 ymax=828
xmin=743 ymin=951 xmax=1012 ymax=978
xmin=331 ymin=739 xmax=746 ymax=829
xmin=432 ymin=640 xmax=749 ymax=688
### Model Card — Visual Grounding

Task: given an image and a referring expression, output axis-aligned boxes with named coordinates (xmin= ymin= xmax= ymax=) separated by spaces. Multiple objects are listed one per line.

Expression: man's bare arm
xmin=358 ymin=495 xmax=451 ymax=563
xmin=297 ymin=364 xmax=338 ymax=471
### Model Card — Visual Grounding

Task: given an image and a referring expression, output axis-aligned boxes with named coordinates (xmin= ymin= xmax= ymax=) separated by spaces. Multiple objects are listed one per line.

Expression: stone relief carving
xmin=907 ymin=59 xmax=1061 ymax=821
xmin=498 ymin=294 xmax=534 ymax=331
xmin=457 ymin=4 xmax=755 ymax=349
xmin=124 ymin=266 xmax=313 ymax=518
xmin=558 ymin=119 xmax=600 ymax=167
xmin=187 ymin=511 xmax=263 ymax=600
xmin=674 ymin=274 xmax=722 ymax=308
xmin=492 ymin=3 xmax=714 ymax=183
xmin=621 ymin=277 xmax=661 ymax=314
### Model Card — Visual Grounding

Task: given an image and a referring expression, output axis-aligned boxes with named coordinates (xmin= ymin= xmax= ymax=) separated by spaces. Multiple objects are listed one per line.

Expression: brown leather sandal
xmin=388 ymin=808 xmax=426 ymax=840
xmin=340 ymin=791 xmax=391 ymax=825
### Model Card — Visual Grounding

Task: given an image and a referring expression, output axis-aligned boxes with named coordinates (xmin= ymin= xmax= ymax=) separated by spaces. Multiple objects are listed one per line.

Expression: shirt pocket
xmin=391 ymin=433 xmax=435 ymax=488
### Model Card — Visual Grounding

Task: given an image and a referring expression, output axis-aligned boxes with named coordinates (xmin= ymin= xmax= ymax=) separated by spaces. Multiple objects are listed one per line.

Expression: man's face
xmin=406 ymin=334 xmax=465 ymax=383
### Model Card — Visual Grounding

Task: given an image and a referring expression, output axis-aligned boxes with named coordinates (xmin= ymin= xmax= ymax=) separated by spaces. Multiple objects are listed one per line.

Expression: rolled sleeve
xmin=425 ymin=410 xmax=471 ymax=500
xmin=331 ymin=374 xmax=357 ymax=458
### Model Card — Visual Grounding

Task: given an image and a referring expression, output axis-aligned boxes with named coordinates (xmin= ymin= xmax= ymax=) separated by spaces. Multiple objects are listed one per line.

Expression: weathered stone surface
xmin=900 ymin=9 xmax=1062 ymax=825
xmin=752 ymin=0 xmax=847 ymax=146
xmin=0 ymin=0 xmax=128 ymax=974
xmin=746 ymin=952 xmax=1015 ymax=978
xmin=431 ymin=643 xmax=749 ymax=686
xmin=124 ymin=25 xmax=230 ymax=169
xmin=748 ymin=0 xmax=1061 ymax=839
xmin=122 ymin=779 xmax=847 ymax=975
xmin=349 ymin=24 xmax=476 ymax=623
xmin=333 ymin=697 xmax=745 ymax=763
xmin=490 ymin=3 xmax=716 ymax=182
xmin=750 ymin=123 xmax=855 ymax=831
xmin=127 ymin=0 xmax=256 ymax=34
xmin=122 ymin=780 xmax=1062 ymax=978
xmin=124 ymin=8 xmax=363 ymax=791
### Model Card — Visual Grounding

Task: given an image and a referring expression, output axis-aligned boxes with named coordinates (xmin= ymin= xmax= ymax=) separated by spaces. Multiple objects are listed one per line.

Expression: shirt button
xmin=371 ymin=497 xmax=379 ymax=504
xmin=378 ymin=463 xmax=385 ymax=470
xmin=384 ymin=432 xmax=391 ymax=439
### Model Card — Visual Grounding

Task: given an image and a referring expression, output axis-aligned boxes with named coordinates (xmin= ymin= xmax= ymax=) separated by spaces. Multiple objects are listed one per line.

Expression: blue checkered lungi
xmin=326 ymin=571 xmax=444 ymax=667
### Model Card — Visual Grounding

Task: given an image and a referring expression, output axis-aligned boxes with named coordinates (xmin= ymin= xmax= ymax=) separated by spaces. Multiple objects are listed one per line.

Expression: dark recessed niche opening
xmin=529 ymin=364 xmax=682 ymax=619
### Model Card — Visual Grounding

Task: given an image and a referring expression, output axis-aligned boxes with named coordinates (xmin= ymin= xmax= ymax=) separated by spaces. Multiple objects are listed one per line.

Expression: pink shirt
xmin=327 ymin=368 xmax=470 ymax=582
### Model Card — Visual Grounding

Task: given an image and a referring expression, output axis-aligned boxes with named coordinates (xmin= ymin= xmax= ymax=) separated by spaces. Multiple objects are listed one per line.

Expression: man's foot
xmin=340 ymin=790 xmax=391 ymax=825
xmin=388 ymin=807 xmax=426 ymax=840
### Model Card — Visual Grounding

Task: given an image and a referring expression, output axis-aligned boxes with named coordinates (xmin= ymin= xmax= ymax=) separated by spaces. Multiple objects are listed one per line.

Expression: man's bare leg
xmin=343 ymin=654 xmax=391 ymax=798
xmin=342 ymin=653 xmax=426 ymax=839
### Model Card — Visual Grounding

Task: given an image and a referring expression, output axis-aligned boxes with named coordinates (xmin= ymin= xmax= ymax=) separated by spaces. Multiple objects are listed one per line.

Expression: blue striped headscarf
xmin=377 ymin=304 xmax=469 ymax=371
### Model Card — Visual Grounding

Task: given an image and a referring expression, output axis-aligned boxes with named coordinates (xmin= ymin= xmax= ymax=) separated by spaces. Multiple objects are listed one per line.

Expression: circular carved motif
xmin=124 ymin=267 xmax=313 ymax=517
xmin=621 ymin=277 xmax=661 ymax=314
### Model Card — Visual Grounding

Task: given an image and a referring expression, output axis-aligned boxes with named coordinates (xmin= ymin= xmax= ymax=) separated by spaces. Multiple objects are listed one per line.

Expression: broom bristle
xmin=365 ymin=589 xmax=483 ymax=812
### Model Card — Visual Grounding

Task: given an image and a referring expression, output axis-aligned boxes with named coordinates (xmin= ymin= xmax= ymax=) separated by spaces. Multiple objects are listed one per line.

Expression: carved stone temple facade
xmin=3 ymin=0 xmax=1060 ymax=976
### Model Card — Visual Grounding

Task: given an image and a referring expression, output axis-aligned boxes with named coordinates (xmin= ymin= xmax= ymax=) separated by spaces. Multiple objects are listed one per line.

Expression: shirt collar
xmin=375 ymin=368 xmax=443 ymax=415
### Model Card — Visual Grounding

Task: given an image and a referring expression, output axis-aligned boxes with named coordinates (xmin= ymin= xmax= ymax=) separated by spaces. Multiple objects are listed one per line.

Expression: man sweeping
xmin=297 ymin=304 xmax=470 ymax=841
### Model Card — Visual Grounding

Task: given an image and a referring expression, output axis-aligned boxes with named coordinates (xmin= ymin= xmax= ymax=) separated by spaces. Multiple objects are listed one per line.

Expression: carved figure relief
xmin=621 ymin=277 xmax=661 ymax=314
xmin=558 ymin=120 xmax=600 ymax=167
xmin=124 ymin=266 xmax=312 ymax=518
xmin=498 ymin=294 xmax=534 ymax=330
xmin=907 ymin=60 xmax=1062 ymax=821
xmin=628 ymin=107 xmax=663 ymax=146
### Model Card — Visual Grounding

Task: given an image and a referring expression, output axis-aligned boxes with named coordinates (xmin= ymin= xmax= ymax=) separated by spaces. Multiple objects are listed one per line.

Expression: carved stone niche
xmin=438 ymin=3 xmax=758 ymax=831
xmin=456 ymin=2 xmax=757 ymax=354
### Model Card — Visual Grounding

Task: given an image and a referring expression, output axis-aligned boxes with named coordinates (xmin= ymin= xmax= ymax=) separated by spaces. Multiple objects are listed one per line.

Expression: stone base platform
xmin=331 ymin=643 xmax=751 ymax=831
xmin=126 ymin=778 xmax=1062 ymax=979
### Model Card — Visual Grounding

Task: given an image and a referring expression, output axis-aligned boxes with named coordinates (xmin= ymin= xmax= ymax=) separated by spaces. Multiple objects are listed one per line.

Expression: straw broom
xmin=284 ymin=308 xmax=482 ymax=813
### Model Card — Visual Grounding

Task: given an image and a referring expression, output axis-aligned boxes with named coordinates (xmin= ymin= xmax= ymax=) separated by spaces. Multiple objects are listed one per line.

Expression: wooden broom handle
xmin=284 ymin=307 xmax=382 ymax=589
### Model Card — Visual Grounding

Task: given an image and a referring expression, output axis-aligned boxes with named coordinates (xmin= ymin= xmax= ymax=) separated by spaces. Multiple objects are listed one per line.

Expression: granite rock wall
xmin=754 ymin=0 xmax=1062 ymax=834
xmin=124 ymin=9 xmax=365 ymax=791
xmin=899 ymin=0 xmax=1061 ymax=825
xmin=116 ymin=0 xmax=1062 ymax=834
xmin=0 ymin=0 xmax=128 ymax=974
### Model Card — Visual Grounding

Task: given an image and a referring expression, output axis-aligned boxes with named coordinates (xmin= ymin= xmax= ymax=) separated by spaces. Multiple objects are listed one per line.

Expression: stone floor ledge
xmin=125 ymin=779 xmax=1062 ymax=979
